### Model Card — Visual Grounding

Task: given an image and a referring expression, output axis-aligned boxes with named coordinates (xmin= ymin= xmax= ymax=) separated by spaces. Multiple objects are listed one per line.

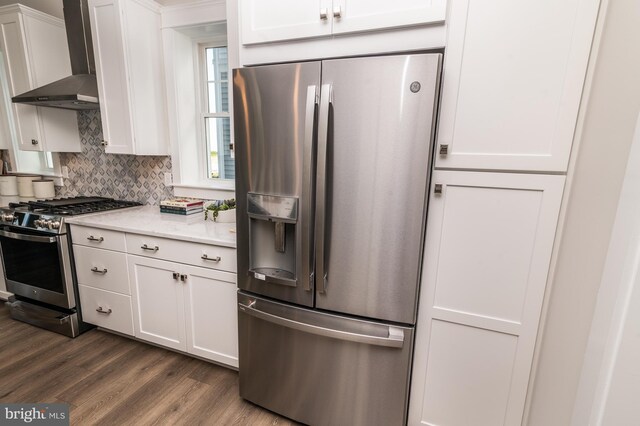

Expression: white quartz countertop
xmin=65 ymin=205 xmax=237 ymax=248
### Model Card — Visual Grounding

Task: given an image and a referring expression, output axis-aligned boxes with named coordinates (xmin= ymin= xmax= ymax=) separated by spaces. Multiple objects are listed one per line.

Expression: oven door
xmin=0 ymin=228 xmax=75 ymax=309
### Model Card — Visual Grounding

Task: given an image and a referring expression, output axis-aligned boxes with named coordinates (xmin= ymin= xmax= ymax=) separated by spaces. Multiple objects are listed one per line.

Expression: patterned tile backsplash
xmin=56 ymin=110 xmax=173 ymax=205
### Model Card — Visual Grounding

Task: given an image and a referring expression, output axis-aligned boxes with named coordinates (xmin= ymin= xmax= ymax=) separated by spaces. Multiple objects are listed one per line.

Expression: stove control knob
xmin=34 ymin=219 xmax=43 ymax=227
xmin=49 ymin=221 xmax=61 ymax=230
xmin=1 ymin=213 xmax=14 ymax=222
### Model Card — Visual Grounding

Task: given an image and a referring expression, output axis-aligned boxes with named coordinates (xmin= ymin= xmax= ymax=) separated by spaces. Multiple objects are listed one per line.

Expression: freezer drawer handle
xmin=238 ymin=301 xmax=404 ymax=348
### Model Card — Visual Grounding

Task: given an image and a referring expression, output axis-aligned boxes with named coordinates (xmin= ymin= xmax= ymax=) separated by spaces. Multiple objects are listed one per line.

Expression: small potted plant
xmin=205 ymin=199 xmax=236 ymax=222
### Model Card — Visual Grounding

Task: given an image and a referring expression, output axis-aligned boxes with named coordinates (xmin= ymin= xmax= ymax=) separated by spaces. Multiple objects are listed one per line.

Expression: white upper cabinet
xmin=436 ymin=0 xmax=600 ymax=172
xmin=241 ymin=0 xmax=332 ymax=44
xmin=331 ymin=0 xmax=446 ymax=36
xmin=88 ymin=0 xmax=168 ymax=155
xmin=240 ymin=0 xmax=446 ymax=45
xmin=0 ymin=5 xmax=81 ymax=153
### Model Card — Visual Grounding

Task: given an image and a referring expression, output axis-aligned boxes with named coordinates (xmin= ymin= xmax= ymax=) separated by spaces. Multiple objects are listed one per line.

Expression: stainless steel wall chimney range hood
xmin=12 ymin=0 xmax=99 ymax=110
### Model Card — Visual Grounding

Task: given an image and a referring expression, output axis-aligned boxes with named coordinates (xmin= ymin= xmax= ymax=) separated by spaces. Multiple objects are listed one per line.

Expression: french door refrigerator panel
xmin=315 ymin=54 xmax=441 ymax=324
xmin=233 ymin=61 xmax=320 ymax=307
xmin=238 ymin=293 xmax=414 ymax=426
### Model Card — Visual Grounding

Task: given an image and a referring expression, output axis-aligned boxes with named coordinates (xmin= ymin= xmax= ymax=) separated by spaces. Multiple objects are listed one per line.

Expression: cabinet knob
xmin=96 ymin=306 xmax=112 ymax=314
xmin=141 ymin=244 xmax=159 ymax=252
xmin=172 ymin=271 xmax=179 ymax=280
xmin=180 ymin=274 xmax=188 ymax=282
xmin=91 ymin=266 xmax=108 ymax=274
xmin=332 ymin=6 xmax=342 ymax=18
xmin=87 ymin=236 xmax=104 ymax=242
xmin=320 ymin=8 xmax=328 ymax=20
xmin=31 ymin=139 xmax=38 ymax=145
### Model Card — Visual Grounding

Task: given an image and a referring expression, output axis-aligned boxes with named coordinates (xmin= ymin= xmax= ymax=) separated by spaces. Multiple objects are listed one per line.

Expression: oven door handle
xmin=0 ymin=229 xmax=57 ymax=243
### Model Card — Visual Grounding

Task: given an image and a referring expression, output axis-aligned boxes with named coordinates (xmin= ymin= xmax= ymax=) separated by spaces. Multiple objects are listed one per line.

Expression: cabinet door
xmin=88 ymin=0 xmax=135 ymax=154
xmin=128 ymin=255 xmax=186 ymax=351
xmin=121 ymin=0 xmax=168 ymax=155
xmin=240 ymin=0 xmax=333 ymax=45
xmin=182 ymin=264 xmax=238 ymax=367
xmin=408 ymin=171 xmax=564 ymax=426
xmin=331 ymin=0 xmax=446 ymax=35
xmin=436 ymin=0 xmax=600 ymax=172
xmin=0 ymin=14 xmax=42 ymax=152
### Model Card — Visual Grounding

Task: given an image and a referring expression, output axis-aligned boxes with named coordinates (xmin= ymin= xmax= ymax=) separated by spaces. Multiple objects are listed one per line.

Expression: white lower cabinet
xmin=182 ymin=263 xmax=238 ymax=367
xmin=78 ymin=284 xmax=134 ymax=336
xmin=128 ymin=254 xmax=239 ymax=367
xmin=72 ymin=225 xmax=239 ymax=369
xmin=128 ymin=255 xmax=187 ymax=351
xmin=409 ymin=171 xmax=565 ymax=426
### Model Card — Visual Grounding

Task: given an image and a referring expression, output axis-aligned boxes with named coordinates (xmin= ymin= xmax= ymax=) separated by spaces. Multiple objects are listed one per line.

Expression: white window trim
xmin=161 ymin=10 xmax=237 ymax=200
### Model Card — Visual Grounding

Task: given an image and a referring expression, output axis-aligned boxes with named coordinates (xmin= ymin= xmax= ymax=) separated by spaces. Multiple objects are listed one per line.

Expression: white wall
xmin=0 ymin=0 xmax=63 ymax=18
xmin=573 ymin=112 xmax=640 ymax=424
xmin=526 ymin=0 xmax=640 ymax=424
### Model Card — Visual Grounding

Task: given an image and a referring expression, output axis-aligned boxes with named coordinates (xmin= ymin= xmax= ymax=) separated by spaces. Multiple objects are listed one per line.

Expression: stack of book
xmin=160 ymin=198 xmax=204 ymax=216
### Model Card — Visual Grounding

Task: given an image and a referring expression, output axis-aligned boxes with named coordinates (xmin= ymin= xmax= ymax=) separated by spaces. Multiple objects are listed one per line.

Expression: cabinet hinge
xmin=434 ymin=183 xmax=443 ymax=195
xmin=439 ymin=144 xmax=448 ymax=155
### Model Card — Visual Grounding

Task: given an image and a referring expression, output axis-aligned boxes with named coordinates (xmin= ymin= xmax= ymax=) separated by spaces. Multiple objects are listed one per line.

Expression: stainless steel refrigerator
xmin=233 ymin=53 xmax=441 ymax=426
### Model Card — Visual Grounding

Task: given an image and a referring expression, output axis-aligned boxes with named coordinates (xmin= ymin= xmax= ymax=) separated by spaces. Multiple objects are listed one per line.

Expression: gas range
xmin=0 ymin=197 xmax=141 ymax=234
xmin=1 ymin=196 xmax=141 ymax=337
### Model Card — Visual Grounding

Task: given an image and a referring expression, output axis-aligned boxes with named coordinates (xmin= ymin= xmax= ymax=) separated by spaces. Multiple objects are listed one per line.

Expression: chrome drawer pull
xmin=96 ymin=306 xmax=112 ymax=314
xmin=87 ymin=236 xmax=104 ymax=242
xmin=201 ymin=254 xmax=221 ymax=262
xmin=141 ymin=244 xmax=159 ymax=252
xmin=91 ymin=267 xmax=108 ymax=274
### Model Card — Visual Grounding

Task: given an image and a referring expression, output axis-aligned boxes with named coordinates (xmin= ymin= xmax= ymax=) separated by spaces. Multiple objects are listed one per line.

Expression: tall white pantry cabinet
xmin=408 ymin=0 xmax=600 ymax=425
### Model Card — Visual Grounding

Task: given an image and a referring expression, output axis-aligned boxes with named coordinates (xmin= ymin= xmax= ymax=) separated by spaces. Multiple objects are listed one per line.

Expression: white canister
xmin=17 ymin=174 xmax=40 ymax=197
xmin=0 ymin=195 xmax=19 ymax=207
xmin=33 ymin=179 xmax=55 ymax=200
xmin=0 ymin=175 xmax=18 ymax=196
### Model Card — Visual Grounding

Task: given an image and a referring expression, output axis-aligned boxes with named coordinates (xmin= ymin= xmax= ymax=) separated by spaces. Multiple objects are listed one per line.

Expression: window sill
xmin=172 ymin=182 xmax=235 ymax=200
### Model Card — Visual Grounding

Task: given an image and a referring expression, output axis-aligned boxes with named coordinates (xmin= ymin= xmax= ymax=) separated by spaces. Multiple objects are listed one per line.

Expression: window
xmin=163 ymin=21 xmax=235 ymax=198
xmin=200 ymin=45 xmax=233 ymax=181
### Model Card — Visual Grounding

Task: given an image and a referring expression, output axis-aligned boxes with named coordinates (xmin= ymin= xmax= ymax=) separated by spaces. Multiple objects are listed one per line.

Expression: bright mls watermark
xmin=1 ymin=404 xmax=69 ymax=425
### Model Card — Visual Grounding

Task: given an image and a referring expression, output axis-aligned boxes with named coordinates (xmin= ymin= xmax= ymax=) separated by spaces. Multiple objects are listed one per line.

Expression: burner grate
xmin=10 ymin=197 xmax=142 ymax=216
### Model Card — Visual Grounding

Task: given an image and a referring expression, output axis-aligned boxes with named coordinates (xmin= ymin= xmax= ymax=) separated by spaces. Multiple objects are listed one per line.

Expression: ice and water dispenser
xmin=247 ymin=193 xmax=298 ymax=287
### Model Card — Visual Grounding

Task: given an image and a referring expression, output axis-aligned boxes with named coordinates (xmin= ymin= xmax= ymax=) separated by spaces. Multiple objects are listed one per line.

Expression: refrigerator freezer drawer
xmin=237 ymin=292 xmax=414 ymax=426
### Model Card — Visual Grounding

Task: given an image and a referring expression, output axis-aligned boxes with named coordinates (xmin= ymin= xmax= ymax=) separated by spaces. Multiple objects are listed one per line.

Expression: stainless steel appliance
xmin=1 ymin=197 xmax=140 ymax=336
xmin=234 ymin=53 xmax=442 ymax=425
xmin=11 ymin=0 xmax=99 ymax=110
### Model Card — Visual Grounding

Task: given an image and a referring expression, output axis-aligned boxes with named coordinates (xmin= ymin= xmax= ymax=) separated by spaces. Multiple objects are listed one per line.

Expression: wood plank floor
xmin=0 ymin=304 xmax=297 ymax=426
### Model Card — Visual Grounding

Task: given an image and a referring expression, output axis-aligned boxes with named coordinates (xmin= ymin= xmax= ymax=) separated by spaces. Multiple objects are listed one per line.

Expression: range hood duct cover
xmin=11 ymin=0 xmax=99 ymax=111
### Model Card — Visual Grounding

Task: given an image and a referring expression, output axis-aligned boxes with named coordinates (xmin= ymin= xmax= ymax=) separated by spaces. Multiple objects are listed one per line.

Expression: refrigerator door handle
xmin=302 ymin=85 xmax=318 ymax=291
xmin=238 ymin=301 xmax=405 ymax=348
xmin=315 ymin=83 xmax=332 ymax=294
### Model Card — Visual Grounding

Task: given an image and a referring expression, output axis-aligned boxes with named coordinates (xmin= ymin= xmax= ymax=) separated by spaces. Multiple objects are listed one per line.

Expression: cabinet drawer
xmin=78 ymin=284 xmax=134 ymax=336
xmin=125 ymin=234 xmax=236 ymax=273
xmin=70 ymin=225 xmax=126 ymax=252
xmin=73 ymin=245 xmax=130 ymax=295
